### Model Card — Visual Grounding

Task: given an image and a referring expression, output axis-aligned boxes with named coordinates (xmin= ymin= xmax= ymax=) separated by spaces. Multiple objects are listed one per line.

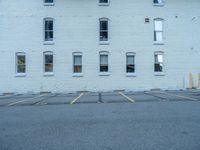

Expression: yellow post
xmin=198 ymin=73 xmax=200 ymax=88
xmin=189 ymin=73 xmax=193 ymax=89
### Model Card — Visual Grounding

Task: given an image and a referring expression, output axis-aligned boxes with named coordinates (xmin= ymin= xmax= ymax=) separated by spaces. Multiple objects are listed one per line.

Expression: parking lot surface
xmin=0 ymin=90 xmax=200 ymax=150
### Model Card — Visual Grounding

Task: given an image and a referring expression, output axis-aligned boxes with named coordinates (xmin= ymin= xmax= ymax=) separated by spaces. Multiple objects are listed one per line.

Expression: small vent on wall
xmin=145 ymin=18 xmax=150 ymax=23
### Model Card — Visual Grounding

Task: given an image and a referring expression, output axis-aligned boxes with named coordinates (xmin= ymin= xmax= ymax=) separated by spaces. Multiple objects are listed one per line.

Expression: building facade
xmin=0 ymin=0 xmax=200 ymax=93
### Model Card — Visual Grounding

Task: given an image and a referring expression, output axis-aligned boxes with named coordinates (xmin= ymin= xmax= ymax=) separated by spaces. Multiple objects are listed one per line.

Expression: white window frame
xmin=99 ymin=51 xmax=110 ymax=76
xmin=44 ymin=0 xmax=54 ymax=6
xmin=98 ymin=0 xmax=110 ymax=6
xmin=154 ymin=18 xmax=164 ymax=45
xmin=154 ymin=51 xmax=165 ymax=76
xmin=43 ymin=51 xmax=54 ymax=76
xmin=126 ymin=52 xmax=136 ymax=77
xmin=73 ymin=52 xmax=83 ymax=77
xmin=15 ymin=52 xmax=26 ymax=77
xmin=43 ymin=18 xmax=54 ymax=45
xmin=153 ymin=0 xmax=164 ymax=6
xmin=99 ymin=18 xmax=109 ymax=45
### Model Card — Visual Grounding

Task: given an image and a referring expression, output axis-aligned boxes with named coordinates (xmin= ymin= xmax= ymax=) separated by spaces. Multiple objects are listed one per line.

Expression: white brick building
xmin=0 ymin=0 xmax=200 ymax=93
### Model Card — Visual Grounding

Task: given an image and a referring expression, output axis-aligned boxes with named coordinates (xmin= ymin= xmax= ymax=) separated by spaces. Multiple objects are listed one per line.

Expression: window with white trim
xmin=154 ymin=18 xmax=163 ymax=43
xmin=153 ymin=0 xmax=164 ymax=5
xmin=99 ymin=19 xmax=108 ymax=41
xmin=44 ymin=51 xmax=53 ymax=73
xmin=16 ymin=52 xmax=26 ymax=74
xmin=126 ymin=53 xmax=135 ymax=73
xmin=73 ymin=53 xmax=82 ymax=73
xmin=100 ymin=51 xmax=109 ymax=72
xmin=44 ymin=18 xmax=54 ymax=41
xmin=154 ymin=52 xmax=164 ymax=72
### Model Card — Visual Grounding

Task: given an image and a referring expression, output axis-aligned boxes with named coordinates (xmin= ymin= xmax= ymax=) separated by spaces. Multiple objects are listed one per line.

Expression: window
xmin=44 ymin=0 xmax=54 ymax=4
xmin=73 ymin=53 xmax=82 ymax=73
xmin=44 ymin=18 xmax=54 ymax=41
xmin=99 ymin=0 xmax=109 ymax=5
xmin=99 ymin=19 xmax=108 ymax=41
xmin=154 ymin=52 xmax=164 ymax=72
xmin=16 ymin=52 xmax=26 ymax=74
xmin=154 ymin=19 xmax=163 ymax=43
xmin=44 ymin=51 xmax=53 ymax=73
xmin=126 ymin=53 xmax=135 ymax=73
xmin=153 ymin=0 xmax=164 ymax=5
xmin=100 ymin=52 xmax=109 ymax=72
xmin=99 ymin=0 xmax=108 ymax=3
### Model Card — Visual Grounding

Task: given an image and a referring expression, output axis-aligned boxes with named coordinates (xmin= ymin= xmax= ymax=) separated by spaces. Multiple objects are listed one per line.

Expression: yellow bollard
xmin=189 ymin=73 xmax=193 ymax=89
xmin=198 ymin=73 xmax=200 ymax=88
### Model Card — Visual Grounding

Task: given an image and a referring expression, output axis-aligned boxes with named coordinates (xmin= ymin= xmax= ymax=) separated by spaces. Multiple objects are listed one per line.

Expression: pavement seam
xmin=70 ymin=93 xmax=84 ymax=105
xmin=7 ymin=94 xmax=47 ymax=106
xmin=155 ymin=91 xmax=198 ymax=101
xmin=118 ymin=92 xmax=135 ymax=103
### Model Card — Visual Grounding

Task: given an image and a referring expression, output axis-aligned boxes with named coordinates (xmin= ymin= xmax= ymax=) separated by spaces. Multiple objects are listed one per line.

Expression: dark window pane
xmin=45 ymin=31 xmax=53 ymax=41
xmin=154 ymin=64 xmax=163 ymax=72
xmin=100 ymin=65 xmax=108 ymax=72
xmin=100 ymin=21 xmax=108 ymax=30
xmin=45 ymin=64 xmax=53 ymax=72
xmin=45 ymin=55 xmax=53 ymax=63
xmin=17 ymin=65 xmax=26 ymax=73
xmin=17 ymin=56 xmax=25 ymax=65
xmin=45 ymin=0 xmax=53 ymax=3
xmin=74 ymin=66 xmax=82 ymax=73
xmin=99 ymin=0 xmax=108 ymax=3
xmin=127 ymin=65 xmax=135 ymax=73
xmin=100 ymin=32 xmax=108 ymax=41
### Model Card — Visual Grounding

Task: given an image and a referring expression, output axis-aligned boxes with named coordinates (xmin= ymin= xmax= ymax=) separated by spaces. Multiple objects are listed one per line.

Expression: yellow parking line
xmin=8 ymin=94 xmax=46 ymax=106
xmin=118 ymin=92 xmax=135 ymax=103
xmin=70 ymin=93 xmax=84 ymax=105
xmin=155 ymin=91 xmax=198 ymax=101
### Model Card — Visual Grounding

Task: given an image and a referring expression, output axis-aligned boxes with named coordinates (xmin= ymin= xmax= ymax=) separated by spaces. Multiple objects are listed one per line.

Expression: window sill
xmin=99 ymin=41 xmax=110 ymax=45
xmin=98 ymin=3 xmax=110 ymax=6
xmin=43 ymin=3 xmax=55 ymax=6
xmin=154 ymin=42 xmax=164 ymax=45
xmin=99 ymin=72 xmax=110 ymax=76
xmin=15 ymin=73 xmax=26 ymax=77
xmin=73 ymin=73 xmax=84 ymax=77
xmin=43 ymin=41 xmax=55 ymax=45
xmin=126 ymin=73 xmax=137 ymax=77
xmin=43 ymin=72 xmax=54 ymax=76
xmin=153 ymin=3 xmax=164 ymax=7
xmin=154 ymin=72 xmax=165 ymax=76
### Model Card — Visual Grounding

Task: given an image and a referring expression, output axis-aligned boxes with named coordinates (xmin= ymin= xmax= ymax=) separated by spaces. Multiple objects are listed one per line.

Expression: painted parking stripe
xmin=7 ymin=94 xmax=47 ymax=106
xmin=118 ymin=92 xmax=135 ymax=103
xmin=70 ymin=93 xmax=84 ymax=105
xmin=155 ymin=91 xmax=198 ymax=101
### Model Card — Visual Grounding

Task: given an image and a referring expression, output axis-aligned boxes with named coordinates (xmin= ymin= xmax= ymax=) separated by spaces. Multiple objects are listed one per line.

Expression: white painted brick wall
xmin=0 ymin=0 xmax=200 ymax=93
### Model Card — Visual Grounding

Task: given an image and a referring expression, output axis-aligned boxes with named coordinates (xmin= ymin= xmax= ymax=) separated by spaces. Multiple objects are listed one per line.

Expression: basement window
xmin=16 ymin=52 xmax=26 ymax=76
xmin=99 ymin=0 xmax=109 ymax=6
xmin=99 ymin=51 xmax=109 ymax=75
xmin=44 ymin=0 xmax=54 ymax=6
xmin=154 ymin=52 xmax=164 ymax=74
xmin=73 ymin=52 xmax=82 ymax=74
xmin=153 ymin=0 xmax=164 ymax=6
xmin=44 ymin=51 xmax=54 ymax=75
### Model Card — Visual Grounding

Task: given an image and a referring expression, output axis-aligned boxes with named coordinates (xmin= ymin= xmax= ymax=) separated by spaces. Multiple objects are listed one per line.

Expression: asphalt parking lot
xmin=0 ymin=90 xmax=200 ymax=150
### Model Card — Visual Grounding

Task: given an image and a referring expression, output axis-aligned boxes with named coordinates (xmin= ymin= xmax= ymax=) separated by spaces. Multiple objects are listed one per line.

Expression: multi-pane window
xmin=44 ymin=18 xmax=53 ymax=41
xmin=44 ymin=0 xmax=53 ymax=3
xmin=99 ymin=0 xmax=108 ymax=4
xmin=154 ymin=19 xmax=163 ymax=43
xmin=153 ymin=0 xmax=163 ymax=4
xmin=16 ymin=53 xmax=26 ymax=74
xmin=126 ymin=53 xmax=135 ymax=73
xmin=154 ymin=52 xmax=164 ymax=72
xmin=100 ymin=52 xmax=109 ymax=72
xmin=73 ymin=53 xmax=82 ymax=73
xmin=44 ymin=51 xmax=53 ymax=73
xmin=99 ymin=19 xmax=108 ymax=41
